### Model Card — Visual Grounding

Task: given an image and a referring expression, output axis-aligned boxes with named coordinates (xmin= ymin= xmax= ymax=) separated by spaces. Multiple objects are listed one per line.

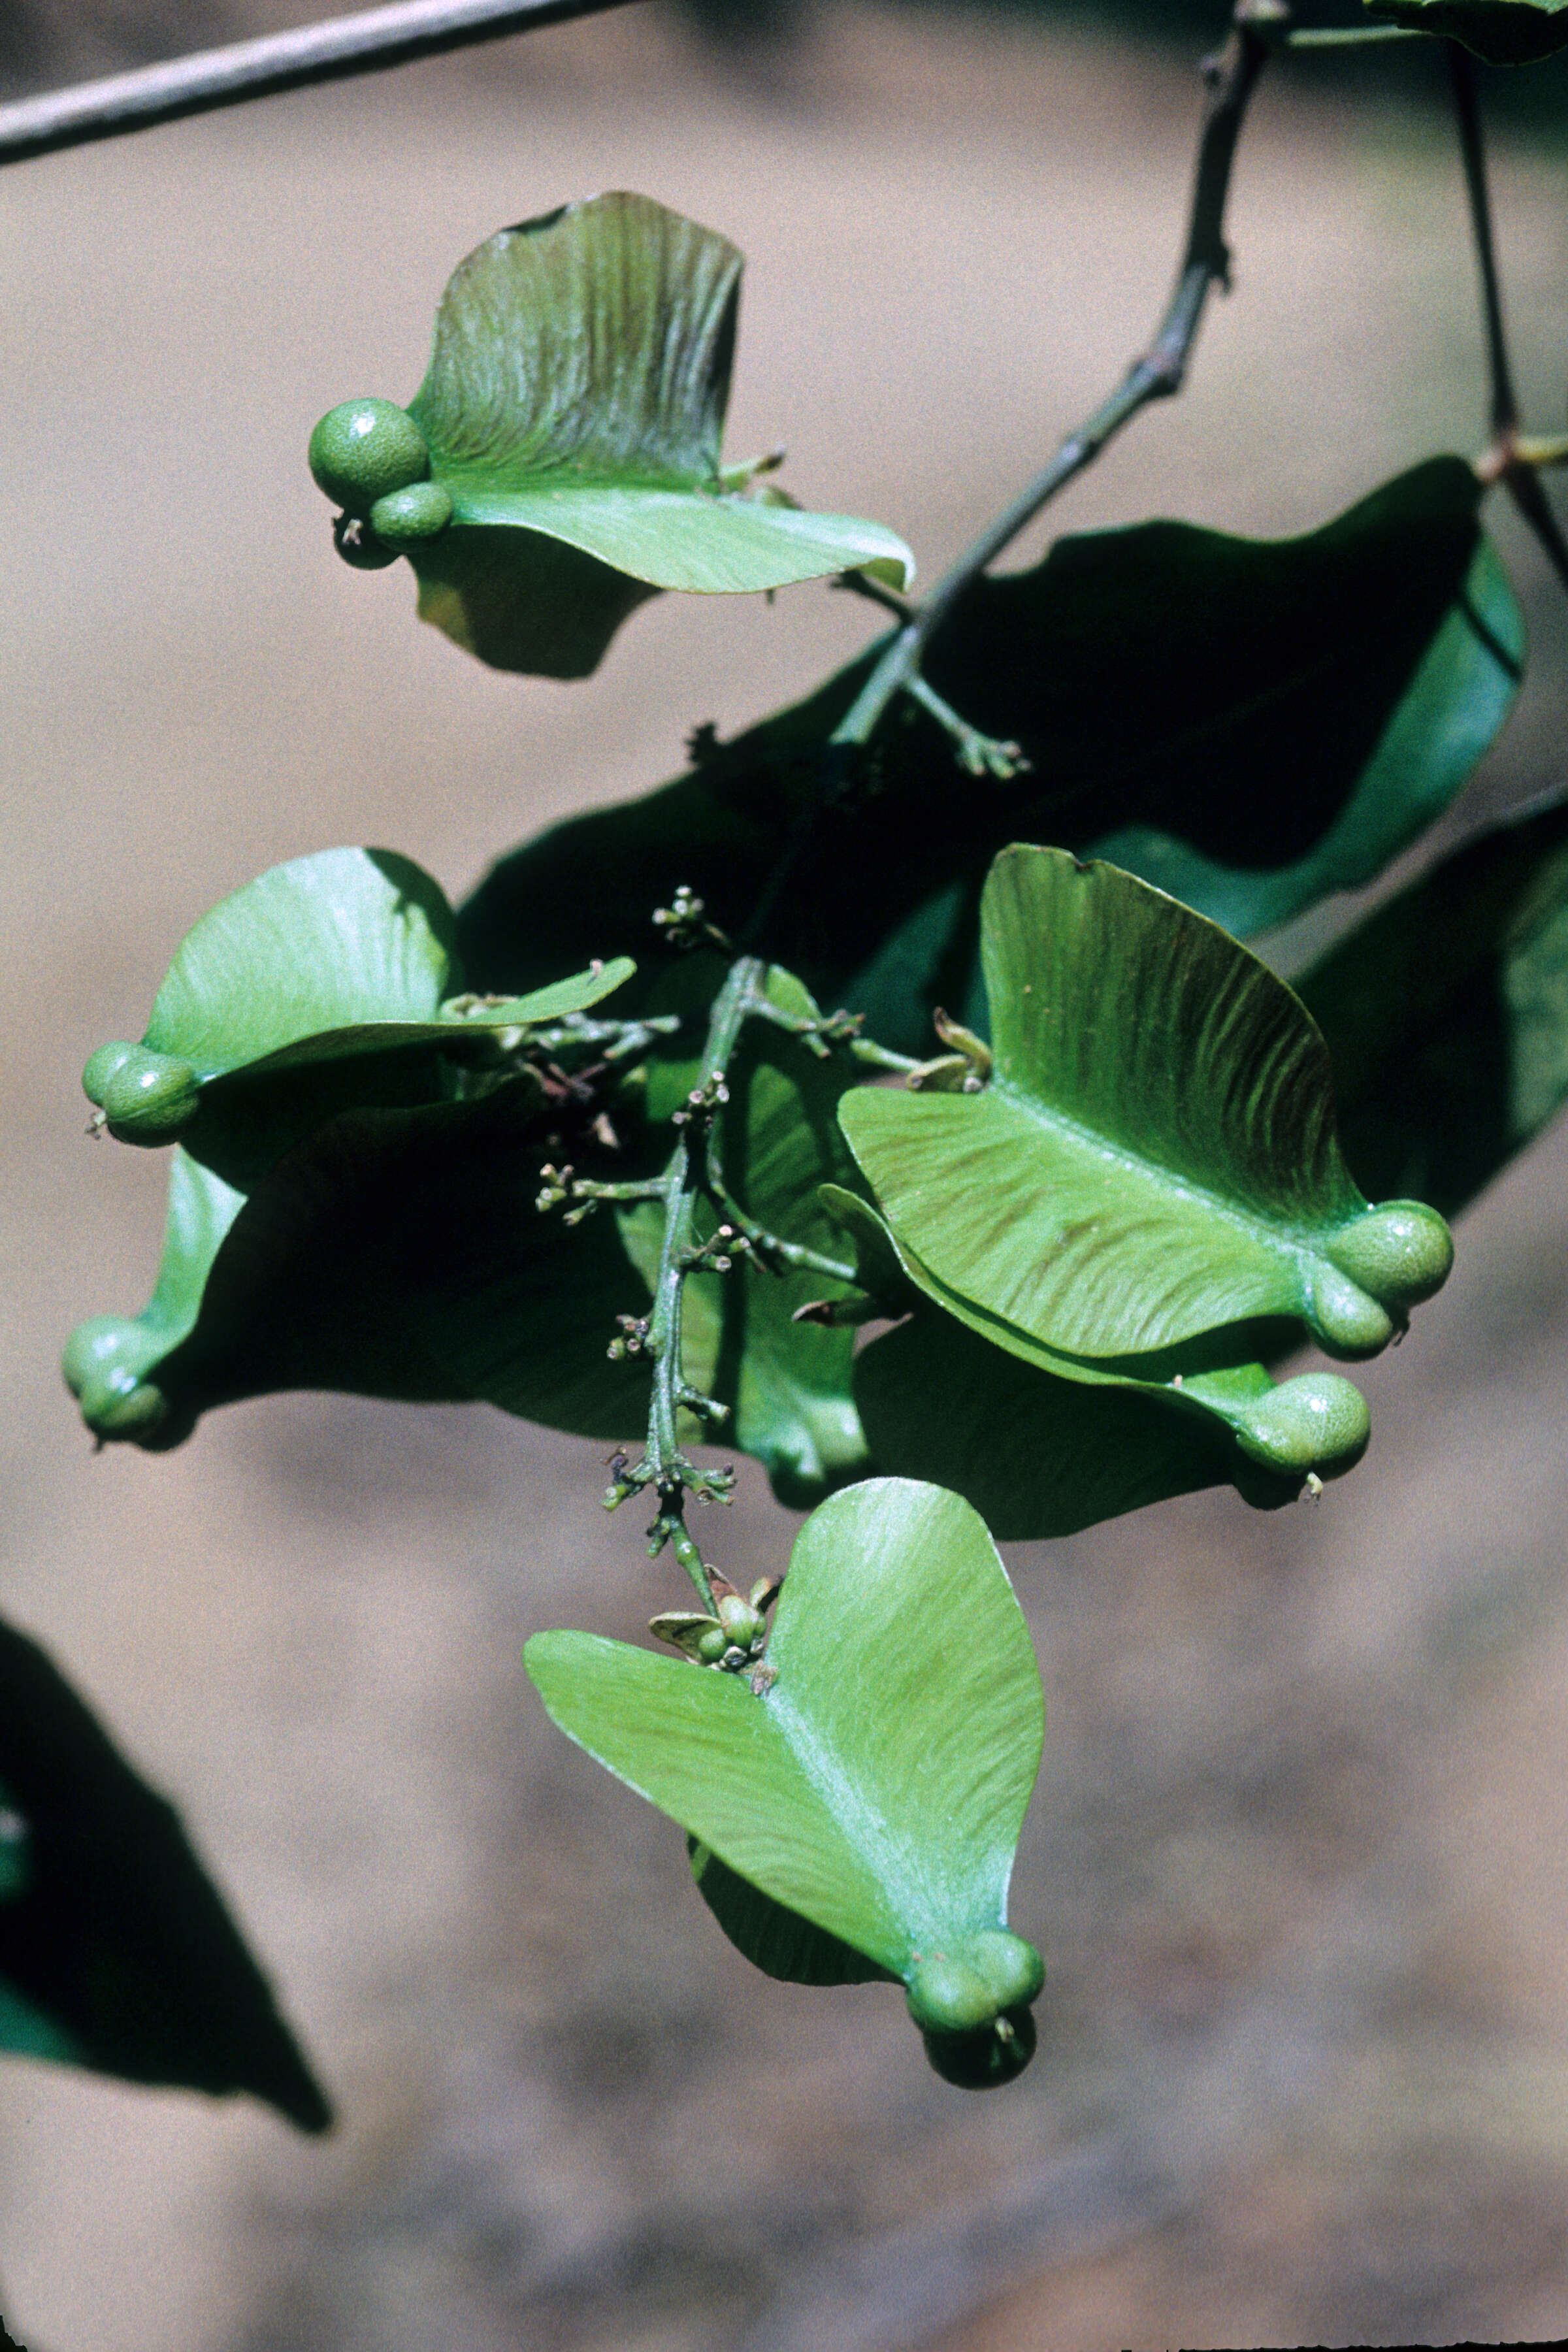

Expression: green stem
xmin=703 ymin=1137 xmax=857 ymax=1281
xmin=610 ymin=955 xmax=900 ymax=1598
xmin=848 ymin=1037 xmax=922 ymax=1075
xmin=738 ymin=0 xmax=1273 ymax=959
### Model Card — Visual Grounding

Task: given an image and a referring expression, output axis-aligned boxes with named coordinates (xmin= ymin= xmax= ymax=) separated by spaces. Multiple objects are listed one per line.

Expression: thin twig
xmin=0 ymin=0 xmax=642 ymax=169
xmin=739 ymin=0 xmax=1275 ymax=952
xmin=1446 ymin=42 xmax=1568 ymax=597
xmin=826 ymin=0 xmax=1277 ymax=758
xmin=1446 ymin=39 xmax=1517 ymax=436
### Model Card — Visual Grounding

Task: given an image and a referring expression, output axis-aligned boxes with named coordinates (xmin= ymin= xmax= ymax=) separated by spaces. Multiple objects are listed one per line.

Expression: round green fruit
xmin=82 ymin=1039 xmax=138 ymax=1100
xmin=86 ymin=1046 xmax=201 ymax=1145
xmin=715 ymin=1593 xmax=764 ymax=1652
xmin=1326 ymin=1201 xmax=1454 ymax=1313
xmin=906 ymin=1929 xmax=1045 ymax=2037
xmin=921 ymin=2003 xmax=1037 ymax=2091
xmin=308 ymin=399 xmax=430 ymax=517
xmin=964 ymin=1927 xmax=1046 ymax=2011
xmin=1303 ymin=1263 xmax=1396 ymax=1358
xmin=61 ymin=1316 xmax=170 ymax=1441
xmin=1232 ymin=1372 xmax=1370 ymax=1477
xmin=369 ymin=480 xmax=453 ymax=549
xmin=906 ymin=1952 xmax=996 ymax=2035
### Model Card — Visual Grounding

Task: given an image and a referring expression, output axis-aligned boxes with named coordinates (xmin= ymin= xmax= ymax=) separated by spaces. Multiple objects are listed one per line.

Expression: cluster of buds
xmin=606 ymin=1313 xmax=651 ymax=1364
xmin=670 ymin=1071 xmax=730 ymax=1130
xmin=651 ymin=883 xmax=728 ymax=953
xmin=535 ymin=1162 xmax=608 ymax=1227
xmin=679 ymin=1222 xmax=749 ymax=1277
xmin=534 ymin=1162 xmax=574 ymax=1212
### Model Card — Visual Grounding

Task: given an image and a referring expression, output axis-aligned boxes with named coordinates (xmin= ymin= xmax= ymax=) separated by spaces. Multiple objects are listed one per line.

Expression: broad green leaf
xmin=1365 ymin=0 xmax=1568 ymax=60
xmin=0 ymin=1615 xmax=329 ymax=2129
xmin=840 ymin=846 xmax=1454 ymax=1362
xmin=455 ymin=459 xmax=1518 ymax=1049
xmin=141 ymin=846 xmax=457 ymax=1073
xmin=525 ymin=1478 xmax=1043 ymax=1984
xmin=827 ymin=1187 xmax=1371 ymax=1511
xmin=1301 ymin=791 xmax=1568 ymax=1215
xmin=616 ymin=960 xmax=871 ymax=1507
xmin=81 ymin=845 xmax=633 ymax=1182
xmin=314 ymin=195 xmax=911 ymax=679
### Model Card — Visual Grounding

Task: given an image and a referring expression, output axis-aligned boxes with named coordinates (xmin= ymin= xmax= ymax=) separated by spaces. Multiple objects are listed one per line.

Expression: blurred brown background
xmin=1 ymin=3 xmax=1567 ymax=2346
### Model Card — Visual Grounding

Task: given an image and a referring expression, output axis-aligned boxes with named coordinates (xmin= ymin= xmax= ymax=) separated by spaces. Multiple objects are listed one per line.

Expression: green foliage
xmin=39 ymin=0 xmax=1568 ymax=2125
xmin=527 ymin=1480 xmax=1045 ymax=2081
xmin=310 ymin=193 xmax=912 ymax=678
xmin=79 ymin=844 xmax=631 ymax=1182
xmin=456 ymin=459 xmax=1519 ymax=1051
xmin=0 ymin=1616 xmax=329 ymax=2130
xmin=1301 ymin=791 xmax=1568 ymax=1215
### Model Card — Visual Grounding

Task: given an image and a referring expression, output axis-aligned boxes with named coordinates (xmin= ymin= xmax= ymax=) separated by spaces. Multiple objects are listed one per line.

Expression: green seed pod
xmin=715 ymin=1593 xmax=764 ymax=1652
xmin=61 ymin=1316 xmax=171 ymax=1442
xmin=921 ymin=2002 xmax=1037 ymax=2091
xmin=85 ymin=1045 xmax=201 ymax=1145
xmin=964 ymin=1927 xmax=1046 ymax=2012
xmin=81 ymin=1039 xmax=139 ymax=1102
xmin=369 ymin=480 xmax=453 ymax=549
xmin=695 ymin=1626 xmax=730 ymax=1665
xmin=1326 ymin=1201 xmax=1454 ymax=1313
xmin=308 ymin=398 xmax=430 ymax=517
xmin=906 ymin=1950 xmax=1000 ymax=2036
xmin=1303 ymin=1263 xmax=1397 ymax=1358
xmin=1232 ymin=1371 xmax=1371 ymax=1477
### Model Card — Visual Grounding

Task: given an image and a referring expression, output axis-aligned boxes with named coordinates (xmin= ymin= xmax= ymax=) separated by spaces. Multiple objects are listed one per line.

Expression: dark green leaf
xmin=457 ymin=459 xmax=1518 ymax=1049
xmin=839 ymin=846 xmax=1454 ymax=1363
xmin=855 ymin=1313 xmax=1315 ymax=1539
xmin=0 ymin=1615 xmax=329 ymax=2130
xmin=65 ymin=1079 xmax=653 ymax=1450
xmin=1365 ymin=0 xmax=1568 ymax=61
xmin=1301 ymin=791 xmax=1568 ymax=1215
xmin=526 ymin=1479 xmax=1043 ymax=1985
